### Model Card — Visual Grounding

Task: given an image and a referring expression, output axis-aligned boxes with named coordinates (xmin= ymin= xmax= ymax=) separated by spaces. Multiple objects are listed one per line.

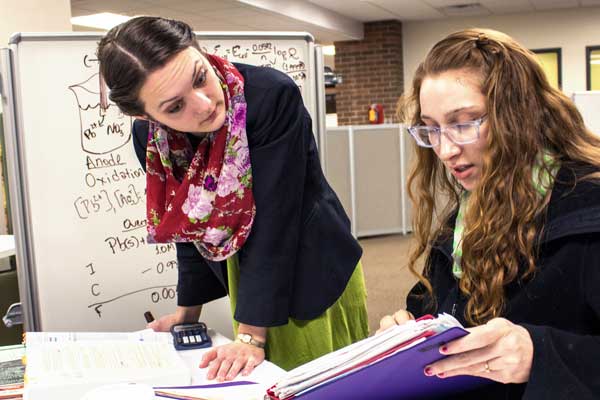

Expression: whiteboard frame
xmin=3 ymin=31 xmax=325 ymax=332
xmin=314 ymin=45 xmax=327 ymax=173
xmin=1 ymin=47 xmax=40 ymax=330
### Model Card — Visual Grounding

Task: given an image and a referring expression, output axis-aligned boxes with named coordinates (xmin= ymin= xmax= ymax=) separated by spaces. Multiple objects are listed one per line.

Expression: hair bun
xmin=475 ymin=32 xmax=489 ymax=47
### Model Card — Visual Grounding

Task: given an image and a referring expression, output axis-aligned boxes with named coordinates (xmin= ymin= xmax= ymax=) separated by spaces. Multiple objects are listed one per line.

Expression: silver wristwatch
xmin=236 ymin=333 xmax=266 ymax=349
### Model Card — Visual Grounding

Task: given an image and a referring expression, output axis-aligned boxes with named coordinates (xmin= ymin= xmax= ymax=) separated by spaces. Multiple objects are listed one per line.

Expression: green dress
xmin=226 ymin=255 xmax=369 ymax=371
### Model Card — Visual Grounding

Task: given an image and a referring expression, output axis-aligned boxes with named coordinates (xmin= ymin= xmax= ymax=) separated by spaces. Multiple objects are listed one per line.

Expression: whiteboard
xmin=0 ymin=32 xmax=320 ymax=333
xmin=572 ymin=91 xmax=600 ymax=135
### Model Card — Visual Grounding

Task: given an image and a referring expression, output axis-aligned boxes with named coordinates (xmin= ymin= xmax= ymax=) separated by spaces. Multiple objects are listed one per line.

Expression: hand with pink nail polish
xmin=424 ymin=318 xmax=533 ymax=384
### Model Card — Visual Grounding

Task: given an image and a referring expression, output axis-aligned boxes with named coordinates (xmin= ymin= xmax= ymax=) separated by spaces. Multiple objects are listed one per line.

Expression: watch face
xmin=239 ymin=333 xmax=251 ymax=343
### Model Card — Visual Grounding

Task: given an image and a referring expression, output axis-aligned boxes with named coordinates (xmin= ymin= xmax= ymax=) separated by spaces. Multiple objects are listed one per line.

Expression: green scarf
xmin=452 ymin=153 xmax=559 ymax=279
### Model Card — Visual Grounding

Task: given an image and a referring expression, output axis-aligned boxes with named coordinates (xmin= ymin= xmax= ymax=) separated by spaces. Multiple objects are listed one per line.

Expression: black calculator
xmin=170 ymin=322 xmax=212 ymax=350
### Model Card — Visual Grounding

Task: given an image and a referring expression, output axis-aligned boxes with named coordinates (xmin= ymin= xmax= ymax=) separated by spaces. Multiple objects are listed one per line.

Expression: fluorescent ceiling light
xmin=71 ymin=12 xmax=132 ymax=30
xmin=322 ymin=45 xmax=336 ymax=56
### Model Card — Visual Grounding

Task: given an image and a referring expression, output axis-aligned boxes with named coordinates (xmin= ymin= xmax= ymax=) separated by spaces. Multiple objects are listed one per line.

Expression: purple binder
xmin=289 ymin=327 xmax=492 ymax=400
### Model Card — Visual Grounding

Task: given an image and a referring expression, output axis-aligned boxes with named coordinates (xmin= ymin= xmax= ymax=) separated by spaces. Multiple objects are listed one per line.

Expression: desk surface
xmin=162 ymin=331 xmax=286 ymax=399
xmin=18 ymin=329 xmax=286 ymax=400
xmin=182 ymin=330 xmax=286 ymax=386
xmin=0 ymin=235 xmax=15 ymax=259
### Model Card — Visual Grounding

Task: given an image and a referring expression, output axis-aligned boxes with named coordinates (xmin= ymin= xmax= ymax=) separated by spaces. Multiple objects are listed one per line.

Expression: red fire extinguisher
xmin=368 ymin=103 xmax=385 ymax=124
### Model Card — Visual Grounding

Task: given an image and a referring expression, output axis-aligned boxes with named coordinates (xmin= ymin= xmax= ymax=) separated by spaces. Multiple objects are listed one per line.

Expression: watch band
xmin=236 ymin=333 xmax=266 ymax=349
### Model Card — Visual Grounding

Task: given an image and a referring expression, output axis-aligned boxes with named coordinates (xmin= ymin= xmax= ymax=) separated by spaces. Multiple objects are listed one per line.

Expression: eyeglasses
xmin=407 ymin=115 xmax=487 ymax=148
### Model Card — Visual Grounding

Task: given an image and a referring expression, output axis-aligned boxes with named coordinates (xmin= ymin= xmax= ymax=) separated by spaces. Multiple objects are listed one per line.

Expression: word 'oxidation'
xmin=85 ymin=166 xmax=145 ymax=188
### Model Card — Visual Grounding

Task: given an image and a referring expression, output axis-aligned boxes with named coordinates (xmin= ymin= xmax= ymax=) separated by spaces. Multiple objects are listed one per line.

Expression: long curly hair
xmin=398 ymin=28 xmax=600 ymax=325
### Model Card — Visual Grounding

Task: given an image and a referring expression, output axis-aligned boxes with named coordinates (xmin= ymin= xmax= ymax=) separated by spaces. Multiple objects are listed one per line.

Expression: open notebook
xmin=267 ymin=314 xmax=492 ymax=400
xmin=23 ymin=331 xmax=190 ymax=400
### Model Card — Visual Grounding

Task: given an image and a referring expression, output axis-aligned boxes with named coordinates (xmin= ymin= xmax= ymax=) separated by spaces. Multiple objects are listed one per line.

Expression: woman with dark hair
xmin=97 ymin=16 xmax=368 ymax=381
xmin=379 ymin=28 xmax=600 ymax=399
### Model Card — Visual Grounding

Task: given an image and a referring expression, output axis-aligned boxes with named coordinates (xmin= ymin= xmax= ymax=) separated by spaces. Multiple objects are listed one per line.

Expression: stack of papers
xmin=0 ymin=344 xmax=25 ymax=400
xmin=155 ymin=381 xmax=265 ymax=400
xmin=23 ymin=331 xmax=191 ymax=400
xmin=267 ymin=314 xmax=491 ymax=400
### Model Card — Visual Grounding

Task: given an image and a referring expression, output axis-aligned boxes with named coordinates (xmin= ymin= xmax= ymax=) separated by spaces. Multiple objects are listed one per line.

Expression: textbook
xmin=0 ymin=344 xmax=25 ymax=400
xmin=267 ymin=314 xmax=492 ymax=400
xmin=23 ymin=331 xmax=191 ymax=400
xmin=0 ymin=344 xmax=25 ymax=386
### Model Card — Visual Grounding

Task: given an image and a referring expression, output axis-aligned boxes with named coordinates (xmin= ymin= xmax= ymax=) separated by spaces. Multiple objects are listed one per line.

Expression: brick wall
xmin=334 ymin=20 xmax=404 ymax=126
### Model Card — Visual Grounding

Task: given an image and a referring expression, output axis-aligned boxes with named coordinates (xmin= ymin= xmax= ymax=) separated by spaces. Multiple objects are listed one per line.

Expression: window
xmin=586 ymin=46 xmax=600 ymax=90
xmin=532 ymin=48 xmax=562 ymax=90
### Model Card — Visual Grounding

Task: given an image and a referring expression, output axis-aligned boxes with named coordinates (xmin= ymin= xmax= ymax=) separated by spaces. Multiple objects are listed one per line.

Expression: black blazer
xmin=132 ymin=63 xmax=362 ymax=327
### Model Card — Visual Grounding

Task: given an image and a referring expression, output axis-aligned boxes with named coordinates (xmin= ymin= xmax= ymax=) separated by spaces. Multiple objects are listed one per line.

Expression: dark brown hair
xmin=398 ymin=28 xmax=600 ymax=325
xmin=97 ymin=16 xmax=200 ymax=116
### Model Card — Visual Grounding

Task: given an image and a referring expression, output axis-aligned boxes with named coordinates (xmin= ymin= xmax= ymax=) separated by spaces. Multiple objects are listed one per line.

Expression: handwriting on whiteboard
xmin=201 ymin=41 xmax=307 ymax=90
xmin=69 ymin=54 xmax=178 ymax=320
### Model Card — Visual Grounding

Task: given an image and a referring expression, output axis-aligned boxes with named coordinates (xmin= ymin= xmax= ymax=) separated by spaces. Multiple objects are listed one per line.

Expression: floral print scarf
xmin=145 ymin=54 xmax=255 ymax=261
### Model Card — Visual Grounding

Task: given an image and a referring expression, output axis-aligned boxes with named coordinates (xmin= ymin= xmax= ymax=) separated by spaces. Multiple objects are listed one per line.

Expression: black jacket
xmin=132 ymin=63 xmax=362 ymax=327
xmin=407 ymin=164 xmax=600 ymax=399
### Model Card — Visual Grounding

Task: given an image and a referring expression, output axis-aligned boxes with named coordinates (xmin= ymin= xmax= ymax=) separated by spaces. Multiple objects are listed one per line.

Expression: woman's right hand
xmin=147 ymin=313 xmax=183 ymax=332
xmin=147 ymin=305 xmax=203 ymax=332
xmin=376 ymin=309 xmax=415 ymax=334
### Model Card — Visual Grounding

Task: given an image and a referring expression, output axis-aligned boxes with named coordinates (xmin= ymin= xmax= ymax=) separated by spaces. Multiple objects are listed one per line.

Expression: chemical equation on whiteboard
xmin=73 ymin=184 xmax=144 ymax=219
xmin=204 ymin=42 xmax=307 ymax=86
xmin=105 ymin=234 xmax=147 ymax=254
xmin=141 ymin=259 xmax=178 ymax=275
xmin=68 ymin=70 xmax=132 ymax=155
xmin=105 ymin=236 xmax=175 ymax=256
xmin=85 ymin=258 xmax=177 ymax=318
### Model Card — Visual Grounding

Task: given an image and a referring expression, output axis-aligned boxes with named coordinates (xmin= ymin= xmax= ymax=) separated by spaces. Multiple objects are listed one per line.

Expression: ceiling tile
xmin=307 ymin=0 xmax=397 ymax=21
xmin=530 ymin=0 xmax=579 ymax=10
xmin=70 ymin=0 xmax=593 ymax=43
xmin=71 ymin=6 xmax=101 ymax=16
xmin=140 ymin=0 xmax=241 ymax=13
xmin=371 ymin=0 xmax=445 ymax=20
xmin=438 ymin=3 xmax=492 ymax=16
xmin=481 ymin=0 xmax=534 ymax=14
xmin=424 ymin=0 xmax=485 ymax=6
xmin=72 ymin=0 xmax=155 ymax=15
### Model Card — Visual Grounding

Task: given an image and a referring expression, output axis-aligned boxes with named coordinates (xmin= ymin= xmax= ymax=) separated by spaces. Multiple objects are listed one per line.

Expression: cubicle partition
xmin=325 ymin=124 xmax=414 ymax=238
xmin=572 ymin=91 xmax=600 ymax=135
